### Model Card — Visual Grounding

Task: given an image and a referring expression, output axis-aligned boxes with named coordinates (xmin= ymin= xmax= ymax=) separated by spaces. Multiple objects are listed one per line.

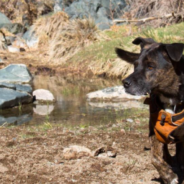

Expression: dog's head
xmin=116 ymin=37 xmax=184 ymax=98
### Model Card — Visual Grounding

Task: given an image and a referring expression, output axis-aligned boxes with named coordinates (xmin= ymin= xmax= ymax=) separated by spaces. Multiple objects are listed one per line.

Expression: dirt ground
xmin=0 ymin=50 xmax=161 ymax=183
xmin=0 ymin=119 xmax=163 ymax=184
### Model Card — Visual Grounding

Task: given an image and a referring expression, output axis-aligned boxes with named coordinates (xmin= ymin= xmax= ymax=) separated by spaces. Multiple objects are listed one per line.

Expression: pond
xmin=0 ymin=75 xmax=148 ymax=127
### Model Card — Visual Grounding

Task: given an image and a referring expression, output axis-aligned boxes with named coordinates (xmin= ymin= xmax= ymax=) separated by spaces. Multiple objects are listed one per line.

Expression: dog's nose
xmin=123 ymin=79 xmax=131 ymax=88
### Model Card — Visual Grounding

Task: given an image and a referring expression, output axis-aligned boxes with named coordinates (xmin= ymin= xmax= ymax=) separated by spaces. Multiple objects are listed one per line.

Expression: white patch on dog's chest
xmin=159 ymin=95 xmax=176 ymax=114
xmin=159 ymin=95 xmax=174 ymax=105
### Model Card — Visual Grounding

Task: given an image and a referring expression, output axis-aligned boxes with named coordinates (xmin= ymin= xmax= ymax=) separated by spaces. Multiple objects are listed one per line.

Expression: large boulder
xmin=0 ymin=64 xmax=33 ymax=109
xmin=0 ymin=86 xmax=33 ymax=109
xmin=0 ymin=64 xmax=33 ymax=83
xmin=55 ymin=0 xmax=126 ymax=30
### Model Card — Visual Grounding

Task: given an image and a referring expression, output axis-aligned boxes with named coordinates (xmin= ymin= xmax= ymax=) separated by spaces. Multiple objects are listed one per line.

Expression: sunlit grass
xmin=142 ymin=23 xmax=184 ymax=43
xmin=68 ymin=22 xmax=184 ymax=78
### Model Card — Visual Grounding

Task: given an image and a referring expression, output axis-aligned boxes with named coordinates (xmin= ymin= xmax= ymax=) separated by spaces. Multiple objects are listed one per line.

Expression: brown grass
xmin=125 ymin=0 xmax=184 ymax=27
xmin=33 ymin=12 xmax=99 ymax=64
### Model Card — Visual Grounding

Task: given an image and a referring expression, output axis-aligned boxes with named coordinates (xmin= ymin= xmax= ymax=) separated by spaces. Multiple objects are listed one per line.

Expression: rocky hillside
xmin=0 ymin=0 xmax=184 ymax=79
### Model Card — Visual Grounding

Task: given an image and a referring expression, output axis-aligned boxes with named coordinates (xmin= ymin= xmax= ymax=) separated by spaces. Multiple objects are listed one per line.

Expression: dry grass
xmin=49 ymin=18 xmax=98 ymax=63
xmin=33 ymin=12 xmax=99 ymax=63
xmin=125 ymin=0 xmax=184 ymax=28
xmin=0 ymin=29 xmax=13 ymax=50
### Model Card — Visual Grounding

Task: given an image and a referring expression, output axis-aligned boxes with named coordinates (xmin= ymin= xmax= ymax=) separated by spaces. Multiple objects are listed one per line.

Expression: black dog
xmin=116 ymin=37 xmax=184 ymax=184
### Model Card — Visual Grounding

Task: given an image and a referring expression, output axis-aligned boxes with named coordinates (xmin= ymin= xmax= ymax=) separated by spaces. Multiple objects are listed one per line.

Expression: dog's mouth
xmin=124 ymin=87 xmax=150 ymax=96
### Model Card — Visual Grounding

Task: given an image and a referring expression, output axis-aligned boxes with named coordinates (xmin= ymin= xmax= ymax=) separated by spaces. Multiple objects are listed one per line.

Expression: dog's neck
xmin=159 ymin=94 xmax=177 ymax=114
xmin=159 ymin=92 xmax=184 ymax=114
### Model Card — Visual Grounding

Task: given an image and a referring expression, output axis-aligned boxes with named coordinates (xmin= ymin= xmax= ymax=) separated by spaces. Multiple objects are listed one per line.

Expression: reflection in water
xmin=0 ymin=75 xmax=148 ymax=126
xmin=33 ymin=104 xmax=54 ymax=116
xmin=88 ymin=101 xmax=146 ymax=110
xmin=0 ymin=105 xmax=33 ymax=126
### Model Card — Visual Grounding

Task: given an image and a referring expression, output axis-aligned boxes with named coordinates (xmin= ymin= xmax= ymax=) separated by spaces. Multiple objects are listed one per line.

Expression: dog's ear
xmin=115 ymin=48 xmax=139 ymax=64
xmin=132 ymin=37 xmax=156 ymax=48
xmin=165 ymin=43 xmax=184 ymax=62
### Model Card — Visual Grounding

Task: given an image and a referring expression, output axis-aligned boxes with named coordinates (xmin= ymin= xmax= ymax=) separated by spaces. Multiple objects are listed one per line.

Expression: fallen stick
xmin=113 ymin=13 xmax=177 ymax=24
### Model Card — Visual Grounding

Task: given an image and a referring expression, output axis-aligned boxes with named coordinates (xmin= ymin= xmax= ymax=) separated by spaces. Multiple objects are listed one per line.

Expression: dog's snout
xmin=123 ymin=79 xmax=131 ymax=88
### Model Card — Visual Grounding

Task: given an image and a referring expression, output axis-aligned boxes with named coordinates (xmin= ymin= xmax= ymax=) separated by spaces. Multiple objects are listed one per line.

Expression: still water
xmin=0 ymin=75 xmax=147 ymax=127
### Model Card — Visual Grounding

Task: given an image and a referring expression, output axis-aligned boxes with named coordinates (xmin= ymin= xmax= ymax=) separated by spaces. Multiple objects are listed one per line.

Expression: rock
xmin=126 ymin=118 xmax=133 ymax=123
xmin=93 ymin=146 xmax=117 ymax=158
xmin=23 ymin=26 xmax=39 ymax=49
xmin=0 ymin=23 xmax=24 ymax=34
xmin=37 ymin=1 xmax=53 ymax=16
xmin=12 ymin=38 xmax=28 ymax=50
xmin=14 ymin=84 xmax=32 ymax=94
xmin=120 ymin=129 xmax=126 ymax=134
xmin=87 ymin=86 xmax=145 ymax=102
xmin=0 ymin=87 xmax=33 ymax=109
xmin=62 ymin=0 xmax=126 ymax=30
xmin=0 ymin=65 xmax=33 ymax=109
xmin=33 ymin=104 xmax=54 ymax=116
xmin=0 ymin=58 xmax=4 ymax=63
xmin=95 ymin=13 xmax=111 ymax=30
xmin=63 ymin=145 xmax=92 ymax=160
xmin=33 ymin=89 xmax=55 ymax=103
xmin=7 ymin=46 xmax=20 ymax=53
xmin=54 ymin=0 xmax=63 ymax=12
xmin=0 ymin=64 xmax=33 ymax=83
xmin=0 ymin=82 xmax=32 ymax=94
xmin=0 ymin=12 xmax=11 ymax=25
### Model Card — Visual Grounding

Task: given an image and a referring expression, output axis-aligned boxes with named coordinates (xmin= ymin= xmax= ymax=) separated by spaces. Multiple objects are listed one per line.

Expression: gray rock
xmin=95 ymin=16 xmax=111 ymax=30
xmin=0 ymin=88 xmax=33 ymax=109
xmin=0 ymin=64 xmax=33 ymax=83
xmin=0 ymin=82 xmax=33 ymax=95
xmin=54 ymin=0 xmax=63 ymax=12
xmin=0 ymin=23 xmax=24 ymax=34
xmin=23 ymin=26 xmax=39 ymax=48
xmin=15 ymin=84 xmax=32 ymax=94
xmin=62 ymin=0 xmax=126 ymax=30
xmin=0 ymin=12 xmax=11 ymax=25
xmin=0 ymin=58 xmax=3 ymax=63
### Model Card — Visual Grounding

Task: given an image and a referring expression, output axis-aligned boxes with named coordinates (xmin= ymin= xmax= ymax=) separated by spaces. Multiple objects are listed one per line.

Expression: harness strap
xmin=145 ymin=96 xmax=184 ymax=144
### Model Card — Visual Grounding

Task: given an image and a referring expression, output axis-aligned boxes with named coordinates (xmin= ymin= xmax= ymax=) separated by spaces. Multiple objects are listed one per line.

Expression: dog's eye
xmin=147 ymin=65 xmax=154 ymax=71
xmin=148 ymin=66 xmax=153 ymax=70
xmin=147 ymin=64 xmax=155 ymax=70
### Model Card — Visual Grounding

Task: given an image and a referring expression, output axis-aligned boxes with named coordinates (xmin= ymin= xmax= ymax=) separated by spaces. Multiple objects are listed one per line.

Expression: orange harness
xmin=154 ymin=109 xmax=184 ymax=144
xmin=144 ymin=96 xmax=184 ymax=144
